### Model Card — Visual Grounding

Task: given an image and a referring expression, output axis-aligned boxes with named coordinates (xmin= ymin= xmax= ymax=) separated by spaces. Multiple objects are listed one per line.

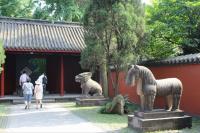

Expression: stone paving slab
xmin=3 ymin=103 xmax=106 ymax=133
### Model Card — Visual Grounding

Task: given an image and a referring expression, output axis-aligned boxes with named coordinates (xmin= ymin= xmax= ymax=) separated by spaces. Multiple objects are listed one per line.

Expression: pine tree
xmin=80 ymin=0 xmax=145 ymax=96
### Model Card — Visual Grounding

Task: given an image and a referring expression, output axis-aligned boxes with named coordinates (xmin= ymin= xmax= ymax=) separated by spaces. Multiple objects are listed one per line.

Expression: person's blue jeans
xmin=24 ymin=94 xmax=32 ymax=102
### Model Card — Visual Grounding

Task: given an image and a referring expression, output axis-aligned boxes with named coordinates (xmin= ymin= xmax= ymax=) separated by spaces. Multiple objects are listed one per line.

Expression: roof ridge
xmin=0 ymin=16 xmax=82 ymax=26
xmin=141 ymin=53 xmax=200 ymax=66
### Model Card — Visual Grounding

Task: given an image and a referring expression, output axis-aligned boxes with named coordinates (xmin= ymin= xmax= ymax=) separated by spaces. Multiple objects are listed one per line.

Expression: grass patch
xmin=0 ymin=104 xmax=7 ymax=116
xmin=99 ymin=100 xmax=139 ymax=114
xmin=65 ymin=102 xmax=200 ymax=133
xmin=65 ymin=102 xmax=136 ymax=132
xmin=0 ymin=104 xmax=9 ymax=129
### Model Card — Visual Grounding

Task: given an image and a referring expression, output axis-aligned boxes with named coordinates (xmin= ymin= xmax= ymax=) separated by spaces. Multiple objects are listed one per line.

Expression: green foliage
xmin=124 ymin=102 xmax=139 ymax=114
xmin=81 ymin=0 xmax=145 ymax=95
xmin=65 ymin=102 xmax=129 ymax=132
xmin=99 ymin=102 xmax=112 ymax=114
xmin=80 ymin=40 xmax=105 ymax=72
xmin=0 ymin=40 xmax=5 ymax=73
xmin=0 ymin=0 xmax=90 ymax=22
xmin=32 ymin=0 xmax=90 ymax=22
xmin=28 ymin=58 xmax=46 ymax=74
xmin=99 ymin=95 xmax=138 ymax=114
xmin=145 ymin=0 xmax=200 ymax=59
xmin=0 ymin=0 xmax=34 ymax=18
xmin=32 ymin=4 xmax=50 ymax=20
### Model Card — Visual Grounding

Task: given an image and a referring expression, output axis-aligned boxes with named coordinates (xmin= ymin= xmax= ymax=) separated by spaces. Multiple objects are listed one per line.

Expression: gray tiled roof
xmin=141 ymin=53 xmax=200 ymax=66
xmin=0 ymin=17 xmax=85 ymax=52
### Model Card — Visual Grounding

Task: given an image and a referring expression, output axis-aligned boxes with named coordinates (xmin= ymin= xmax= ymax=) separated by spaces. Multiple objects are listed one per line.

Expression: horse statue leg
xmin=143 ymin=85 xmax=156 ymax=111
xmin=172 ymin=93 xmax=181 ymax=111
xmin=171 ymin=85 xmax=182 ymax=111
xmin=139 ymin=95 xmax=145 ymax=111
xmin=166 ymin=95 xmax=173 ymax=111
xmin=148 ymin=93 xmax=156 ymax=111
xmin=144 ymin=95 xmax=149 ymax=111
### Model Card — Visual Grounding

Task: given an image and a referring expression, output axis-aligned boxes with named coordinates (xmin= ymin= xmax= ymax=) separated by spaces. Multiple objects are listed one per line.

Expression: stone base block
xmin=128 ymin=110 xmax=192 ymax=132
xmin=76 ymin=97 xmax=108 ymax=106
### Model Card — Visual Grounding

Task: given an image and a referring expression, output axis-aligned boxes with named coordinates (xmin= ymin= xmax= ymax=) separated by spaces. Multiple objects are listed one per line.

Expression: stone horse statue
xmin=125 ymin=65 xmax=183 ymax=112
xmin=75 ymin=72 xmax=103 ymax=97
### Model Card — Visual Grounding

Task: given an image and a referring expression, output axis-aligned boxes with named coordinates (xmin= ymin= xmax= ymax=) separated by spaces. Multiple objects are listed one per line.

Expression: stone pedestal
xmin=128 ymin=109 xmax=192 ymax=132
xmin=76 ymin=96 xmax=109 ymax=106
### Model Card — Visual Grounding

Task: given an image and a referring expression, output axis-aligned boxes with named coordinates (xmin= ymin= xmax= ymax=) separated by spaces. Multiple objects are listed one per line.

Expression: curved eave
xmin=0 ymin=17 xmax=85 ymax=53
xmin=5 ymin=48 xmax=81 ymax=54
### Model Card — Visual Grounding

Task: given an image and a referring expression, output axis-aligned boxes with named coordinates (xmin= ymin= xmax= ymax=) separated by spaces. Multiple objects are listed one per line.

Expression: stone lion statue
xmin=75 ymin=72 xmax=102 ymax=97
xmin=125 ymin=65 xmax=183 ymax=112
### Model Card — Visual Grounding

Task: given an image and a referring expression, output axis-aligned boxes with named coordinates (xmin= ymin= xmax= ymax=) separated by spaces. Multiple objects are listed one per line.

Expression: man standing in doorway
xmin=19 ymin=71 xmax=30 ymax=96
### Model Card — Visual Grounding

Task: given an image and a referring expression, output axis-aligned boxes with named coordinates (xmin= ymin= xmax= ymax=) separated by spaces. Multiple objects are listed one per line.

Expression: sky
xmin=142 ymin=0 xmax=153 ymax=5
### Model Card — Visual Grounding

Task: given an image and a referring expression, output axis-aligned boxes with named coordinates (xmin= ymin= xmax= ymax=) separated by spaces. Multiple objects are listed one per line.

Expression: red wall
xmin=109 ymin=72 xmax=140 ymax=103
xmin=109 ymin=64 xmax=200 ymax=116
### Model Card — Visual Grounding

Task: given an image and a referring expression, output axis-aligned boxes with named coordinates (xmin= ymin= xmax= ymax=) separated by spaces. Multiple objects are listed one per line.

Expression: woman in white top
xmin=34 ymin=80 xmax=43 ymax=109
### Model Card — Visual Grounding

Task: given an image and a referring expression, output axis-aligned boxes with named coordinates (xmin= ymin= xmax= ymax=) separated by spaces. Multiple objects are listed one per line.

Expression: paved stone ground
xmin=2 ymin=103 xmax=106 ymax=133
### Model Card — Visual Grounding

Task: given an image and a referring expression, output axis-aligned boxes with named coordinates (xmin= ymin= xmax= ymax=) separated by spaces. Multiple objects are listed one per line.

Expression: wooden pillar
xmin=1 ymin=65 xmax=5 ymax=97
xmin=60 ymin=56 xmax=64 ymax=96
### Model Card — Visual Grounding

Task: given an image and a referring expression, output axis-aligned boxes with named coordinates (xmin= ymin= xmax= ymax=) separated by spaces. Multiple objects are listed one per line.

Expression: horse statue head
xmin=125 ymin=65 xmax=140 ymax=87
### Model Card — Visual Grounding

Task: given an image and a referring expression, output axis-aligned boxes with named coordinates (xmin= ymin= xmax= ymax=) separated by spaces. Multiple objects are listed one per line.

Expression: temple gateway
xmin=0 ymin=17 xmax=88 ymax=97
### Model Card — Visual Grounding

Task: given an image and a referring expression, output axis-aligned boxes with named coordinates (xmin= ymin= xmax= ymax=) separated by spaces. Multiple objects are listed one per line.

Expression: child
xmin=22 ymin=79 xmax=34 ymax=109
xmin=34 ymin=80 xmax=43 ymax=109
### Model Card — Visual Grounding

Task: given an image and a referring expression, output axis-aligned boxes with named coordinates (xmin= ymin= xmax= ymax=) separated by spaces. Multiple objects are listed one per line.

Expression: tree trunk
xmin=114 ymin=70 xmax=119 ymax=96
xmin=100 ymin=62 xmax=108 ymax=97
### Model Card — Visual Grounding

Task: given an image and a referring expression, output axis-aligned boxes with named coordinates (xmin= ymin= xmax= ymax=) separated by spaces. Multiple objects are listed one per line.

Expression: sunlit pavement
xmin=4 ymin=103 xmax=105 ymax=133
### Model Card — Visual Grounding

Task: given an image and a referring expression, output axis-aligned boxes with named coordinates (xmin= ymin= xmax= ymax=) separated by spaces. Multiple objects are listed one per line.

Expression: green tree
xmin=145 ymin=0 xmax=200 ymax=59
xmin=81 ymin=0 xmax=145 ymax=96
xmin=32 ymin=2 xmax=50 ymax=20
xmin=32 ymin=0 xmax=90 ymax=22
xmin=0 ymin=0 xmax=34 ymax=18
xmin=0 ymin=40 xmax=6 ymax=73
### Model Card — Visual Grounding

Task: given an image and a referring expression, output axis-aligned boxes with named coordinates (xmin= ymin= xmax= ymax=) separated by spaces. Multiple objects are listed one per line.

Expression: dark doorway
xmin=4 ymin=53 xmax=84 ymax=96
xmin=4 ymin=54 xmax=46 ymax=95
xmin=15 ymin=55 xmax=46 ymax=95
xmin=46 ymin=55 xmax=60 ymax=94
xmin=64 ymin=55 xmax=82 ymax=94
xmin=16 ymin=56 xmax=46 ymax=82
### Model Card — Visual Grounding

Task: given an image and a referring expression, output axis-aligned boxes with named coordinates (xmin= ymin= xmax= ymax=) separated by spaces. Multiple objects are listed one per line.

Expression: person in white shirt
xmin=22 ymin=78 xmax=34 ymax=109
xmin=19 ymin=71 xmax=30 ymax=96
xmin=19 ymin=71 xmax=30 ymax=87
xmin=34 ymin=80 xmax=43 ymax=109
xmin=36 ymin=73 xmax=48 ymax=95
